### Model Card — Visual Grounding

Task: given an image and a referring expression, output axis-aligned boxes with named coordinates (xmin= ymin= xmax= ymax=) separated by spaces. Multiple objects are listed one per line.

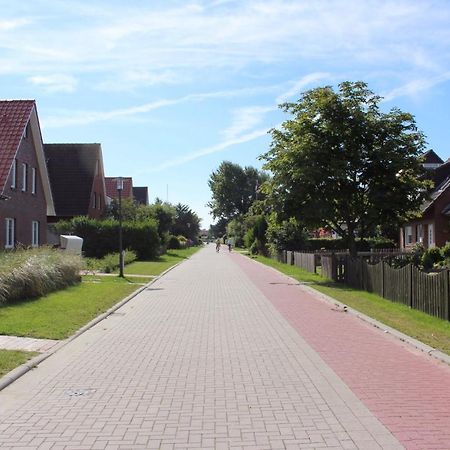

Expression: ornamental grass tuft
xmin=0 ymin=247 xmax=82 ymax=304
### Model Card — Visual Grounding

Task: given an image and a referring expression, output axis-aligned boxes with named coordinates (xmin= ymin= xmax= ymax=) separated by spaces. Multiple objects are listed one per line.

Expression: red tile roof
xmin=105 ymin=177 xmax=133 ymax=199
xmin=0 ymin=100 xmax=35 ymax=194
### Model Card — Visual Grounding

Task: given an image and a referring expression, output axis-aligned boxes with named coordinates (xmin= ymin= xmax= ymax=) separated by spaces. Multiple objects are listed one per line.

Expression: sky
xmin=1 ymin=0 xmax=450 ymax=228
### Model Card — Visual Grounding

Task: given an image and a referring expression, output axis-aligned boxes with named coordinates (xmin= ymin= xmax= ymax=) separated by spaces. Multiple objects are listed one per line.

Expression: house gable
xmin=44 ymin=143 xmax=106 ymax=219
xmin=105 ymin=177 xmax=134 ymax=200
xmin=0 ymin=100 xmax=54 ymax=214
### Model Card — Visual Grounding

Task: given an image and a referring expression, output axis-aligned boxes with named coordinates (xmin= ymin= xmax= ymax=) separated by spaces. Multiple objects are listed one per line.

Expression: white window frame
xmin=32 ymin=221 xmax=39 ymax=247
xmin=21 ymin=163 xmax=27 ymax=192
xmin=417 ymin=224 xmax=423 ymax=243
xmin=31 ymin=167 xmax=36 ymax=194
xmin=11 ymin=159 xmax=16 ymax=189
xmin=405 ymin=226 xmax=413 ymax=245
xmin=428 ymin=223 xmax=435 ymax=248
xmin=5 ymin=218 xmax=15 ymax=249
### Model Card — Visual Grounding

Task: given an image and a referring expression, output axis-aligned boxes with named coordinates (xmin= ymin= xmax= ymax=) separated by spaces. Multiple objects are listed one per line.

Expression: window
xmin=428 ymin=224 xmax=435 ymax=248
xmin=31 ymin=168 xmax=36 ymax=194
xmin=5 ymin=218 xmax=15 ymax=249
xmin=32 ymin=221 xmax=39 ymax=247
xmin=21 ymin=163 xmax=27 ymax=192
xmin=93 ymin=192 xmax=97 ymax=209
xmin=11 ymin=159 xmax=17 ymax=189
xmin=405 ymin=226 xmax=413 ymax=245
xmin=417 ymin=224 xmax=423 ymax=243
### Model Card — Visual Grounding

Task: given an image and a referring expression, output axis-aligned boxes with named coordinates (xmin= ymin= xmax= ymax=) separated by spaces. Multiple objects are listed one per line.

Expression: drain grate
xmin=65 ymin=388 xmax=96 ymax=397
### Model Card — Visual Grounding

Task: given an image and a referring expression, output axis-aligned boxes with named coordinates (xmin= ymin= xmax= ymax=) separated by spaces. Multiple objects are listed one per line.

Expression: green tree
xmin=207 ymin=161 xmax=269 ymax=222
xmin=145 ymin=202 xmax=176 ymax=243
xmin=170 ymin=203 xmax=201 ymax=241
xmin=262 ymin=81 xmax=430 ymax=256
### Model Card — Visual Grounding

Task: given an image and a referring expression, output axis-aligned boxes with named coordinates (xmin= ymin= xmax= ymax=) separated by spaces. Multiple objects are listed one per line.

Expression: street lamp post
xmin=116 ymin=177 xmax=124 ymax=277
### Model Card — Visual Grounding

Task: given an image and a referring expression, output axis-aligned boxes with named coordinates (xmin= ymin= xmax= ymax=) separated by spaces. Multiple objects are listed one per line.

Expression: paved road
xmin=0 ymin=245 xmax=446 ymax=449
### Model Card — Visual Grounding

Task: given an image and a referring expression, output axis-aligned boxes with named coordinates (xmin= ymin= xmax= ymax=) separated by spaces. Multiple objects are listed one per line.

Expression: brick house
xmin=44 ymin=143 xmax=107 ymax=223
xmin=105 ymin=177 xmax=150 ymax=206
xmin=400 ymin=150 xmax=450 ymax=249
xmin=105 ymin=177 xmax=134 ymax=202
xmin=0 ymin=100 xmax=55 ymax=248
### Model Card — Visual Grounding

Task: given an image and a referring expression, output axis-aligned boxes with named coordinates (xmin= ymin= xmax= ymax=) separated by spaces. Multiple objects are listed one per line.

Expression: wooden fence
xmin=321 ymin=255 xmax=450 ymax=321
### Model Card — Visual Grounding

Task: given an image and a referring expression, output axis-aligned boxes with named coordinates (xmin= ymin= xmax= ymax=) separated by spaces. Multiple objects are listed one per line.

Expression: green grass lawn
xmin=0 ymin=248 xmax=200 ymax=340
xmin=0 ymin=277 xmax=141 ymax=340
xmin=0 ymin=350 xmax=38 ymax=378
xmin=253 ymin=255 xmax=450 ymax=356
xmin=118 ymin=247 xmax=200 ymax=276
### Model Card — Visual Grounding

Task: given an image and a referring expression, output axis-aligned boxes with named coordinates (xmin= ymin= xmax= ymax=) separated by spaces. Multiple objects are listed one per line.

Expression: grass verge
xmin=252 ymin=255 xmax=450 ymax=356
xmin=0 ymin=277 xmax=141 ymax=340
xmin=117 ymin=247 xmax=201 ymax=276
xmin=0 ymin=350 xmax=38 ymax=378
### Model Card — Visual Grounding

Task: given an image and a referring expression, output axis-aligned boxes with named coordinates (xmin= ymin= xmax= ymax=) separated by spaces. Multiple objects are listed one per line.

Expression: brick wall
xmin=0 ymin=127 xmax=47 ymax=248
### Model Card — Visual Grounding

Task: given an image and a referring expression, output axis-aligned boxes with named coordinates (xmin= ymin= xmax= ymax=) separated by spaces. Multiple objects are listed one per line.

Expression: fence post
xmin=409 ymin=264 xmax=413 ymax=309
xmin=381 ymin=261 xmax=385 ymax=299
xmin=447 ymin=270 xmax=450 ymax=321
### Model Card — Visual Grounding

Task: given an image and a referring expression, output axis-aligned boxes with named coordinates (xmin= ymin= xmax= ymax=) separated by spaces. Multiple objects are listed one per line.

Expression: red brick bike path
xmin=231 ymin=252 xmax=450 ymax=450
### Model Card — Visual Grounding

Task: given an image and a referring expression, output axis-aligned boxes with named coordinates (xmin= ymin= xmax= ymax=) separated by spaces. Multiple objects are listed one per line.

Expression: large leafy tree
xmin=207 ymin=161 xmax=269 ymax=221
xmin=262 ymin=81 xmax=430 ymax=256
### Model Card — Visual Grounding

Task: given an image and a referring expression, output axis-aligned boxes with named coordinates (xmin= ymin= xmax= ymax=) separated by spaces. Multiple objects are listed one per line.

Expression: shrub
xmin=55 ymin=216 xmax=160 ymax=259
xmin=84 ymin=250 xmax=137 ymax=273
xmin=243 ymin=229 xmax=255 ymax=249
xmin=177 ymin=235 xmax=188 ymax=248
xmin=442 ymin=242 xmax=450 ymax=260
xmin=167 ymin=235 xmax=181 ymax=249
xmin=421 ymin=247 xmax=443 ymax=270
xmin=0 ymin=247 xmax=82 ymax=304
xmin=266 ymin=216 xmax=306 ymax=254
xmin=250 ymin=239 xmax=259 ymax=255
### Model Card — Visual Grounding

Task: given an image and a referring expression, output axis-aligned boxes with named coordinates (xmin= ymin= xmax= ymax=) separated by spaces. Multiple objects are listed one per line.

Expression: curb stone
xmin=0 ymin=261 xmax=183 ymax=392
xmin=244 ymin=254 xmax=450 ymax=367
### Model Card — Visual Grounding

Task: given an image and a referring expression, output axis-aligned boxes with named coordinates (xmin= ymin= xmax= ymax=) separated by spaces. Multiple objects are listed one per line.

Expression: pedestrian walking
xmin=216 ymin=238 xmax=221 ymax=252
xmin=227 ymin=238 xmax=232 ymax=252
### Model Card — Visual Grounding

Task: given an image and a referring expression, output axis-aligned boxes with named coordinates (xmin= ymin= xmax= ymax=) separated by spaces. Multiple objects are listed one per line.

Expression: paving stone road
xmin=0 ymin=244 xmax=441 ymax=449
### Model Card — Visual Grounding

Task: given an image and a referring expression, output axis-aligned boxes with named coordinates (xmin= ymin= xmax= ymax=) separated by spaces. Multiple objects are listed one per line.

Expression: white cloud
xmin=222 ymin=106 xmax=275 ymax=140
xmin=383 ymin=72 xmax=450 ymax=102
xmin=276 ymin=73 xmax=331 ymax=104
xmin=148 ymin=127 xmax=271 ymax=173
xmin=0 ymin=18 xmax=31 ymax=31
xmin=41 ymin=85 xmax=280 ymax=128
xmin=28 ymin=74 xmax=78 ymax=93
xmin=2 ymin=1 xmax=450 ymax=91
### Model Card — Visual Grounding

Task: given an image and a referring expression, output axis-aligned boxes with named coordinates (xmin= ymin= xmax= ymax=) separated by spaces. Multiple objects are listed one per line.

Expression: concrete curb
xmin=0 ymin=261 xmax=183 ymax=392
xmin=243 ymin=254 xmax=450 ymax=367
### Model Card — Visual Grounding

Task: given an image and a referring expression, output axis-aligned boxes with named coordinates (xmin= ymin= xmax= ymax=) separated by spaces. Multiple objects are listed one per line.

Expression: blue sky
xmin=2 ymin=0 xmax=450 ymax=228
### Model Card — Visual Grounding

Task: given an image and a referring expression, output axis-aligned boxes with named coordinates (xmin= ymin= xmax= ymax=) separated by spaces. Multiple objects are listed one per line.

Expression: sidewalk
xmin=232 ymin=252 xmax=450 ymax=450
xmin=0 ymin=245 xmax=439 ymax=449
xmin=0 ymin=335 xmax=59 ymax=353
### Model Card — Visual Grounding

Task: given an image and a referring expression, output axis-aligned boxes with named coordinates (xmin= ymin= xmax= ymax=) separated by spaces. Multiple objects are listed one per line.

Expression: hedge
xmin=299 ymin=237 xmax=396 ymax=252
xmin=55 ymin=217 xmax=161 ymax=259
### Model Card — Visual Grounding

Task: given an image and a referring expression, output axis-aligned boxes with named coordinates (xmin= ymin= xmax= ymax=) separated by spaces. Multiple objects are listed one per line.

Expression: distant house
xmin=105 ymin=177 xmax=134 ymax=202
xmin=44 ymin=143 xmax=107 ymax=223
xmin=105 ymin=177 xmax=149 ymax=205
xmin=400 ymin=150 xmax=450 ymax=249
xmin=0 ymin=100 xmax=55 ymax=248
xmin=133 ymin=186 xmax=149 ymax=205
